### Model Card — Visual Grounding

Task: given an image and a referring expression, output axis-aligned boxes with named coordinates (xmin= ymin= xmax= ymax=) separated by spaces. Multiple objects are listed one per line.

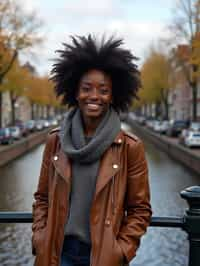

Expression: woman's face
xmin=77 ymin=69 xmax=112 ymax=121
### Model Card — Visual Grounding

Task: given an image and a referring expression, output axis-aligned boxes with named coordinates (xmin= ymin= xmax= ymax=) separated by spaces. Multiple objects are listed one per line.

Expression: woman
xmin=32 ymin=35 xmax=152 ymax=266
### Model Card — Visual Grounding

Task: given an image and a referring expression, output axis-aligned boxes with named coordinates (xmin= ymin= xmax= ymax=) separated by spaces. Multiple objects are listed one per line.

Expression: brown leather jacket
xmin=32 ymin=128 xmax=152 ymax=266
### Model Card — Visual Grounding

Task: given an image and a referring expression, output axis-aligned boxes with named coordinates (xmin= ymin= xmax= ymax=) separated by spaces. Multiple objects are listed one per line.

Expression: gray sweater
xmin=59 ymin=107 xmax=121 ymax=243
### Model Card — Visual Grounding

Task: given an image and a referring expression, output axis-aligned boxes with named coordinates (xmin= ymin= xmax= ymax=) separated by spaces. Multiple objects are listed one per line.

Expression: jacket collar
xmin=113 ymin=130 xmax=124 ymax=144
xmin=52 ymin=130 xmax=124 ymax=194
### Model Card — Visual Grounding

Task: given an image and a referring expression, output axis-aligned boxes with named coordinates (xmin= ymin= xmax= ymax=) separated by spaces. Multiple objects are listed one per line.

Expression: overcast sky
xmin=19 ymin=0 xmax=175 ymax=75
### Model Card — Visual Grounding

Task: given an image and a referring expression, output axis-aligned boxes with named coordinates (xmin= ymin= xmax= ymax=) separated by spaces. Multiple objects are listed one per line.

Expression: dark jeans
xmin=60 ymin=236 xmax=91 ymax=266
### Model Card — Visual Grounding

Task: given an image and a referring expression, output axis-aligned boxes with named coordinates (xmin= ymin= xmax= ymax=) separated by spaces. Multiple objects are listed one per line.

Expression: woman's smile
xmin=86 ymin=103 xmax=101 ymax=110
xmin=77 ymin=69 xmax=112 ymax=123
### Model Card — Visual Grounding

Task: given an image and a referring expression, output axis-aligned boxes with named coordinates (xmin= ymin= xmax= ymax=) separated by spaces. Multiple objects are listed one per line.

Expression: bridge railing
xmin=0 ymin=186 xmax=199 ymax=266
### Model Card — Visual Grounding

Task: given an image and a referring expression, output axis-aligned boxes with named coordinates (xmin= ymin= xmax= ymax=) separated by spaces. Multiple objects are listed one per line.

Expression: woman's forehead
xmin=80 ymin=69 xmax=112 ymax=84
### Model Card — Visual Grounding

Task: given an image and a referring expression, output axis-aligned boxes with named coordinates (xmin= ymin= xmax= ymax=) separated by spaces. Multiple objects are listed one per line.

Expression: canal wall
xmin=127 ymin=115 xmax=200 ymax=175
xmin=0 ymin=129 xmax=50 ymax=167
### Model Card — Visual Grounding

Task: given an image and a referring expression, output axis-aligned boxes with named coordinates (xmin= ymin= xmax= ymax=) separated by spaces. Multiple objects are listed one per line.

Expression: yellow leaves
xmin=0 ymin=58 xmax=27 ymax=94
xmin=140 ymin=49 xmax=171 ymax=106
xmin=0 ymin=0 xmax=43 ymax=83
xmin=25 ymin=74 xmax=59 ymax=107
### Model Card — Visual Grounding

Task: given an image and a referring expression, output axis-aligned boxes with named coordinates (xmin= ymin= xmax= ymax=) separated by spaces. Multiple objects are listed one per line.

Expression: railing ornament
xmin=181 ymin=186 xmax=200 ymax=266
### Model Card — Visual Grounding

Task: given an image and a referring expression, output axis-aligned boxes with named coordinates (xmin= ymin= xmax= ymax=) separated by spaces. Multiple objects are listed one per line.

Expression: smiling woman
xmin=77 ymin=70 xmax=113 ymax=136
xmin=32 ymin=34 xmax=152 ymax=266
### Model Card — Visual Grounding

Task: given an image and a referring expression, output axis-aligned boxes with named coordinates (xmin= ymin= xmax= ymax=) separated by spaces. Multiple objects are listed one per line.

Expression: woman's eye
xmin=82 ymin=87 xmax=90 ymax=92
xmin=100 ymin=88 xmax=109 ymax=94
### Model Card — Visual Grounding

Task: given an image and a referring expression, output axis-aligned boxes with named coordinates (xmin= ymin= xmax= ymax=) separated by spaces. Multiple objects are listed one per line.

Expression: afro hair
xmin=51 ymin=34 xmax=140 ymax=112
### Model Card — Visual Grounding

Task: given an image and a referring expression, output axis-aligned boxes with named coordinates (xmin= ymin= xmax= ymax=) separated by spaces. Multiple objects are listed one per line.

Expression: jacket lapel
xmin=51 ymin=148 xmax=71 ymax=183
xmin=94 ymin=144 xmax=120 ymax=199
xmin=52 ymin=131 xmax=124 ymax=194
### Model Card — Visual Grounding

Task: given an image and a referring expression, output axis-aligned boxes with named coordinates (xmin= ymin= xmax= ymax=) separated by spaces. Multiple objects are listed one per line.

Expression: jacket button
xmin=105 ymin=219 xmax=111 ymax=226
xmin=112 ymin=164 xmax=118 ymax=169
xmin=54 ymin=155 xmax=58 ymax=161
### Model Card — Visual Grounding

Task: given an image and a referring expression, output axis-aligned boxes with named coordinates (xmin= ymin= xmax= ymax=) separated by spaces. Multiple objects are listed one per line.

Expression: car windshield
xmin=0 ymin=128 xmax=9 ymax=135
xmin=193 ymin=133 xmax=200 ymax=137
xmin=10 ymin=127 xmax=17 ymax=131
xmin=190 ymin=123 xmax=200 ymax=129
xmin=174 ymin=121 xmax=186 ymax=126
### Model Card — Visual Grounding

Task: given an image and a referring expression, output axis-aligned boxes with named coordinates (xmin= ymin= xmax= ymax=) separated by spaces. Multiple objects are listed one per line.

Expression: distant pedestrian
xmin=32 ymin=34 xmax=152 ymax=266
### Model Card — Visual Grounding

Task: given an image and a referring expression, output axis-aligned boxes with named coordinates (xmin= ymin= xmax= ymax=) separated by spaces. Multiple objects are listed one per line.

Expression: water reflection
xmin=0 ymin=145 xmax=44 ymax=266
xmin=0 ymin=145 xmax=43 ymax=211
xmin=0 ymin=123 xmax=199 ymax=265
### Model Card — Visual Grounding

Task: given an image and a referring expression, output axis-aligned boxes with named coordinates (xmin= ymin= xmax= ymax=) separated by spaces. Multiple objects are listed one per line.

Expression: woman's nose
xmin=89 ymin=88 xmax=98 ymax=99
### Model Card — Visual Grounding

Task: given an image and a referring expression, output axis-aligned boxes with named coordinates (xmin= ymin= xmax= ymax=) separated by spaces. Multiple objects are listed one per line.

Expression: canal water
xmin=0 ymin=122 xmax=199 ymax=266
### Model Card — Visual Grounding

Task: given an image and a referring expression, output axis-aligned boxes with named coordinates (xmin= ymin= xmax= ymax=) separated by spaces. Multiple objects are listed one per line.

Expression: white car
xmin=153 ymin=120 xmax=170 ymax=134
xmin=189 ymin=122 xmax=200 ymax=131
xmin=153 ymin=121 xmax=163 ymax=132
xmin=184 ymin=131 xmax=200 ymax=148
xmin=10 ymin=126 xmax=22 ymax=140
xmin=35 ymin=120 xmax=44 ymax=131
xmin=50 ymin=119 xmax=58 ymax=126
xmin=146 ymin=119 xmax=156 ymax=129
xmin=160 ymin=120 xmax=170 ymax=134
xmin=43 ymin=120 xmax=50 ymax=128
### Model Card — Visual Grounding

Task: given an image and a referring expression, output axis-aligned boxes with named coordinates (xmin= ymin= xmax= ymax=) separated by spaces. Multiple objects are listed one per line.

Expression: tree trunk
xmin=35 ymin=104 xmax=39 ymax=120
xmin=164 ymin=100 xmax=169 ymax=120
xmin=192 ymin=82 xmax=197 ymax=121
xmin=10 ymin=91 xmax=16 ymax=125
xmin=155 ymin=101 xmax=161 ymax=118
xmin=31 ymin=102 xmax=34 ymax=120
xmin=47 ymin=105 xmax=50 ymax=119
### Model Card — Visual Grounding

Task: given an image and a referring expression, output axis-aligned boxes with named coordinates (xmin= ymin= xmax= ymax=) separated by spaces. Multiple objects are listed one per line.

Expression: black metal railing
xmin=0 ymin=186 xmax=200 ymax=266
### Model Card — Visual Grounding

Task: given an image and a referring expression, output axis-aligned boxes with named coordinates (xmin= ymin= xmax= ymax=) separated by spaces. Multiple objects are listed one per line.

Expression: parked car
xmin=43 ymin=120 xmax=50 ymax=128
xmin=159 ymin=120 xmax=170 ymax=134
xmin=35 ymin=120 xmax=44 ymax=131
xmin=49 ymin=118 xmax=58 ymax=127
xmin=146 ymin=119 xmax=157 ymax=130
xmin=189 ymin=122 xmax=200 ymax=132
xmin=137 ymin=116 xmax=146 ymax=125
xmin=166 ymin=120 xmax=188 ymax=137
xmin=152 ymin=120 xmax=170 ymax=134
xmin=184 ymin=131 xmax=200 ymax=148
xmin=10 ymin=126 xmax=22 ymax=140
xmin=0 ymin=128 xmax=13 ymax=144
xmin=152 ymin=121 xmax=163 ymax=133
xmin=25 ymin=120 xmax=36 ymax=132
xmin=15 ymin=120 xmax=29 ymax=137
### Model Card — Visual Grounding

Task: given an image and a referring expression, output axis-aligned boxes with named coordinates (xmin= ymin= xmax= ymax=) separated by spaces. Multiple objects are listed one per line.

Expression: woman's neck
xmin=84 ymin=119 xmax=99 ymax=137
xmin=82 ymin=116 xmax=103 ymax=137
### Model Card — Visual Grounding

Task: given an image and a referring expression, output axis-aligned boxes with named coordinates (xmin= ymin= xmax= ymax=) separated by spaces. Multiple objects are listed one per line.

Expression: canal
xmin=0 ymin=122 xmax=199 ymax=266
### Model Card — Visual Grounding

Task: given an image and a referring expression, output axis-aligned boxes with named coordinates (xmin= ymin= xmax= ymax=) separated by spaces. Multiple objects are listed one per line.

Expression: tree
xmin=24 ymin=74 xmax=60 ymax=120
xmin=168 ymin=0 xmax=200 ymax=121
xmin=0 ymin=0 xmax=43 ymax=126
xmin=141 ymin=48 xmax=171 ymax=119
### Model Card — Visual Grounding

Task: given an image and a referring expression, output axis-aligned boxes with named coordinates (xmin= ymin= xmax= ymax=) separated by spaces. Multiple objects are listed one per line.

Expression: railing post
xmin=181 ymin=186 xmax=200 ymax=266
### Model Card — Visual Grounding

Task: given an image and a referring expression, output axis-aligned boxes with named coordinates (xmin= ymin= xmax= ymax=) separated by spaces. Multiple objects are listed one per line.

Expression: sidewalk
xmin=127 ymin=114 xmax=200 ymax=174
xmin=0 ymin=129 xmax=50 ymax=167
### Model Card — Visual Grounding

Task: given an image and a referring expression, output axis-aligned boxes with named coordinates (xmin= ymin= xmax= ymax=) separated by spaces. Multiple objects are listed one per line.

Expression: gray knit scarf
xmin=59 ymin=106 xmax=121 ymax=163
xmin=59 ymin=106 xmax=121 ymax=243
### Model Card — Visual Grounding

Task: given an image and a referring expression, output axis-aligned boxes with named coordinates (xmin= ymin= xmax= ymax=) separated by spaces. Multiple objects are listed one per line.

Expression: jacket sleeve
xmin=31 ymin=133 xmax=55 ymax=255
xmin=117 ymin=139 xmax=152 ymax=263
